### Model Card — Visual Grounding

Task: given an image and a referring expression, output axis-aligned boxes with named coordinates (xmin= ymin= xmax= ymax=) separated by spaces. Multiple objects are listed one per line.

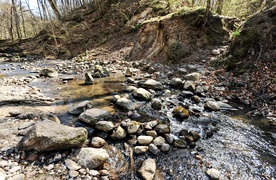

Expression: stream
xmin=0 ymin=60 xmax=275 ymax=179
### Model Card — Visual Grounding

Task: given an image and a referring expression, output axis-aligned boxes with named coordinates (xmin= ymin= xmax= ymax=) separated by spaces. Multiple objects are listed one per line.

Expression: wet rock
xmin=173 ymin=140 xmax=187 ymax=148
xmin=91 ymin=137 xmax=106 ymax=148
xmin=191 ymin=95 xmax=201 ymax=103
xmin=85 ymin=72 xmax=94 ymax=85
xmin=216 ymin=101 xmax=233 ymax=109
xmin=195 ymin=86 xmax=204 ymax=95
xmin=125 ymin=68 xmax=132 ymax=77
xmin=153 ymin=136 xmax=165 ymax=147
xmin=183 ymin=81 xmax=195 ymax=92
xmin=151 ymin=98 xmax=162 ymax=110
xmin=17 ymin=121 xmax=87 ymax=152
xmin=116 ymin=97 xmax=136 ymax=111
xmin=189 ymin=131 xmax=201 ymax=141
xmin=95 ymin=121 xmax=115 ymax=132
xmin=161 ymin=143 xmax=170 ymax=152
xmin=111 ymin=126 xmax=127 ymax=139
xmin=180 ymin=91 xmax=194 ymax=98
xmin=172 ymin=106 xmax=189 ymax=120
xmin=42 ymin=114 xmax=61 ymax=123
xmin=93 ymin=65 xmax=109 ymax=78
xmin=137 ymin=136 xmax=154 ymax=145
xmin=169 ymin=78 xmax=183 ymax=88
xmin=65 ymin=159 xmax=81 ymax=170
xmin=206 ymin=168 xmax=220 ymax=180
xmin=127 ymin=121 xmax=140 ymax=134
xmin=133 ymin=88 xmax=153 ymax=101
xmin=39 ymin=68 xmax=58 ymax=77
xmin=155 ymin=124 xmax=170 ymax=134
xmin=68 ymin=100 xmax=93 ymax=115
xmin=77 ymin=147 xmax=109 ymax=169
xmin=176 ymin=68 xmax=188 ymax=75
xmin=138 ymin=158 xmax=156 ymax=180
xmin=143 ymin=79 xmax=163 ymax=90
xmin=79 ymin=108 xmax=110 ymax=126
xmin=134 ymin=146 xmax=148 ymax=154
xmin=148 ymin=143 xmax=159 ymax=155
xmin=204 ymin=101 xmax=220 ymax=111
xmin=183 ymin=72 xmax=201 ymax=81
xmin=186 ymin=64 xmax=197 ymax=72
xmin=165 ymin=134 xmax=174 ymax=144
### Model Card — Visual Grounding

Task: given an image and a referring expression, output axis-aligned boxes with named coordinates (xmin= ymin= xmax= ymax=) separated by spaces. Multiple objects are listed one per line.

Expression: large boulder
xmin=143 ymin=79 xmax=163 ymax=90
xmin=77 ymin=147 xmax=109 ymax=169
xmin=17 ymin=121 xmax=87 ymax=152
xmin=79 ymin=108 xmax=110 ymax=126
xmin=133 ymin=88 xmax=153 ymax=101
xmin=138 ymin=158 xmax=156 ymax=180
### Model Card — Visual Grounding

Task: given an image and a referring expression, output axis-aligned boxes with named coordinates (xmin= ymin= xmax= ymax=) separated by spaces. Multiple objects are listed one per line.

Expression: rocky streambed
xmin=0 ymin=58 xmax=275 ymax=180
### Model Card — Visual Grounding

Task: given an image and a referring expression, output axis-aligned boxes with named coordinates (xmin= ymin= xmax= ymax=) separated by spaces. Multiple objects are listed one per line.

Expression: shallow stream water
xmin=0 ymin=61 xmax=275 ymax=179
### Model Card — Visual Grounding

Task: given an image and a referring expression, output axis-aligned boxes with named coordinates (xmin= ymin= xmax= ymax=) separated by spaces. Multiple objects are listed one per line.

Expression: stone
xmin=195 ymin=86 xmax=204 ymax=94
xmin=155 ymin=124 xmax=170 ymax=134
xmin=138 ymin=158 xmax=156 ymax=180
xmin=111 ymin=126 xmax=127 ymax=139
xmin=65 ymin=159 xmax=81 ymax=170
xmin=95 ymin=121 xmax=115 ymax=132
xmin=17 ymin=121 xmax=87 ymax=152
xmin=216 ymin=101 xmax=233 ymax=109
xmin=126 ymin=121 xmax=140 ymax=134
xmin=145 ymin=131 xmax=157 ymax=139
xmin=89 ymin=170 xmax=99 ymax=176
xmin=148 ymin=143 xmax=159 ymax=155
xmin=94 ymin=65 xmax=109 ymax=78
xmin=151 ymin=98 xmax=162 ymax=110
xmin=189 ymin=131 xmax=201 ymax=141
xmin=144 ymin=120 xmax=158 ymax=130
xmin=212 ymin=49 xmax=220 ymax=55
xmin=68 ymin=100 xmax=93 ymax=115
xmin=39 ymin=68 xmax=58 ymax=77
xmin=77 ymin=148 xmax=109 ymax=169
xmin=172 ymin=106 xmax=189 ymax=120
xmin=169 ymin=78 xmax=183 ymax=88
xmin=79 ymin=108 xmax=110 ymax=126
xmin=42 ymin=114 xmax=61 ymax=124
xmin=165 ymin=134 xmax=174 ymax=144
xmin=133 ymin=88 xmax=152 ymax=101
xmin=206 ymin=168 xmax=220 ymax=180
xmin=143 ymin=79 xmax=163 ymax=90
xmin=85 ymin=72 xmax=94 ymax=85
xmin=161 ymin=143 xmax=170 ymax=152
xmin=91 ymin=137 xmax=106 ymax=148
xmin=137 ymin=136 xmax=154 ymax=145
xmin=173 ymin=140 xmax=187 ymax=148
xmin=124 ymin=86 xmax=137 ymax=92
xmin=183 ymin=81 xmax=195 ymax=92
xmin=180 ymin=91 xmax=194 ymax=98
xmin=191 ymin=95 xmax=201 ymax=103
xmin=183 ymin=72 xmax=201 ymax=81
xmin=134 ymin=146 xmax=148 ymax=154
xmin=69 ymin=170 xmax=79 ymax=178
xmin=153 ymin=136 xmax=165 ymax=147
xmin=116 ymin=97 xmax=136 ymax=111
xmin=125 ymin=68 xmax=132 ymax=77
xmin=204 ymin=101 xmax=220 ymax=111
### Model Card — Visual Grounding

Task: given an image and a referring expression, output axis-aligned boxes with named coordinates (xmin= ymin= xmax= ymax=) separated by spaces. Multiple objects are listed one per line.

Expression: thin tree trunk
xmin=216 ymin=0 xmax=224 ymax=15
xmin=204 ymin=0 xmax=211 ymax=25
xmin=12 ymin=0 xmax=22 ymax=40
xmin=10 ymin=7 xmax=14 ymax=41
xmin=47 ymin=0 xmax=62 ymax=20
xmin=20 ymin=0 xmax=27 ymax=38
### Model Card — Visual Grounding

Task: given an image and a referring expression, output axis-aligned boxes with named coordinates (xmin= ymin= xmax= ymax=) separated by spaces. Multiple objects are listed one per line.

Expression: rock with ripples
xmin=138 ymin=158 xmax=156 ymax=180
xmin=79 ymin=108 xmax=110 ymax=126
xmin=17 ymin=121 xmax=87 ymax=152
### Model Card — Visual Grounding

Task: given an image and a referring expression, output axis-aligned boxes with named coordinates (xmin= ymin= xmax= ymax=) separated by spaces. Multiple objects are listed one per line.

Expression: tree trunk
xmin=47 ymin=0 xmax=61 ymax=20
xmin=11 ymin=0 xmax=22 ymax=40
xmin=204 ymin=0 xmax=211 ymax=25
xmin=216 ymin=0 xmax=224 ymax=15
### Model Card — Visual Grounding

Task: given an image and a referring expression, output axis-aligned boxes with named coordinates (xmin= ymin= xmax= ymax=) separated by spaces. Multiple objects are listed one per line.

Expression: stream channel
xmin=0 ymin=60 xmax=275 ymax=179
